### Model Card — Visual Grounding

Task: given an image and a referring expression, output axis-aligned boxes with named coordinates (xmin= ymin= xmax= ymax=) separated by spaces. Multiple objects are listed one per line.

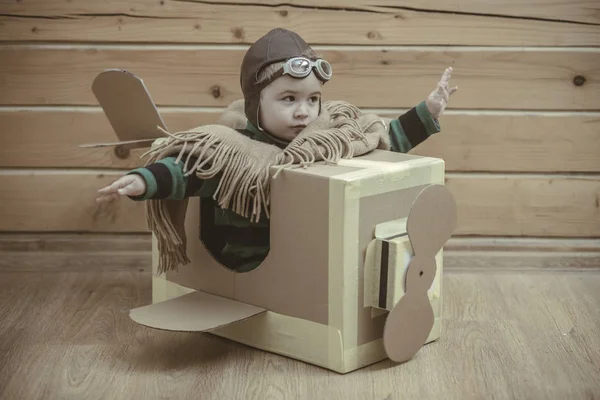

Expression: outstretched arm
xmin=388 ymin=67 xmax=458 ymax=153
xmin=96 ymin=157 xmax=216 ymax=203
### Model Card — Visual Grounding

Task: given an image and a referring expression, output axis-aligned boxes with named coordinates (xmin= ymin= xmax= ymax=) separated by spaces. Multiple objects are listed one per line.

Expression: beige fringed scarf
xmin=142 ymin=99 xmax=392 ymax=273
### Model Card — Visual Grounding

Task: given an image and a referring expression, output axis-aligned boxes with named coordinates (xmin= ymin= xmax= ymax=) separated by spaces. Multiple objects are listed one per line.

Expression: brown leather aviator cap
xmin=240 ymin=28 xmax=318 ymax=129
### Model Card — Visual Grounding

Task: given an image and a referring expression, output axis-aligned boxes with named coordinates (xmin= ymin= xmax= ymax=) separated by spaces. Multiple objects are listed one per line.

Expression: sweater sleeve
xmin=388 ymin=101 xmax=441 ymax=153
xmin=126 ymin=156 xmax=217 ymax=201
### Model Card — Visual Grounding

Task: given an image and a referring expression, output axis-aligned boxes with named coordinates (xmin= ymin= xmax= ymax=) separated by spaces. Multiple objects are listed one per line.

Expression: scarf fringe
xmin=142 ymin=100 xmax=389 ymax=273
xmin=146 ymin=198 xmax=191 ymax=275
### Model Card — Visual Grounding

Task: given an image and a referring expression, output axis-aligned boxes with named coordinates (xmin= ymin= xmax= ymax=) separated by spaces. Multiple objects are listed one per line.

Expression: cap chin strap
xmin=256 ymin=101 xmax=262 ymax=131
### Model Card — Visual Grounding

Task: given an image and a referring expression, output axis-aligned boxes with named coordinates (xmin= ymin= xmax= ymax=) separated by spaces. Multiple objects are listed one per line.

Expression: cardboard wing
xmin=80 ymin=69 xmax=167 ymax=149
xmin=130 ymin=290 xmax=266 ymax=332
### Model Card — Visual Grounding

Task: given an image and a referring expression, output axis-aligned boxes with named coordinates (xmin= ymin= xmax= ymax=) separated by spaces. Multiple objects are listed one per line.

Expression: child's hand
xmin=96 ymin=174 xmax=146 ymax=203
xmin=426 ymin=67 xmax=458 ymax=119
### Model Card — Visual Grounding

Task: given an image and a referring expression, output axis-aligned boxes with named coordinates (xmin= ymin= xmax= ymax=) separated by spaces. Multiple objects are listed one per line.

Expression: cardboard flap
xmin=91 ymin=69 xmax=168 ymax=142
xmin=130 ymin=291 xmax=266 ymax=332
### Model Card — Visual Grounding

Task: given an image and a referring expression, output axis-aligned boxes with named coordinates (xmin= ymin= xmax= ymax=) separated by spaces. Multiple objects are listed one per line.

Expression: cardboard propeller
xmin=80 ymin=69 xmax=167 ymax=149
xmin=382 ymin=184 xmax=457 ymax=363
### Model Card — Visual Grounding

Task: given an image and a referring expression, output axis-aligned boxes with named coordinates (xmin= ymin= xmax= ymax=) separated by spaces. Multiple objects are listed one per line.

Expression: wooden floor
xmin=1 ymin=267 xmax=599 ymax=399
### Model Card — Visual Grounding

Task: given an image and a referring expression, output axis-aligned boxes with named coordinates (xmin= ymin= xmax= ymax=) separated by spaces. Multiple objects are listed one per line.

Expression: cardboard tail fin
xmin=80 ymin=69 xmax=169 ymax=152
xmin=91 ymin=69 xmax=168 ymax=141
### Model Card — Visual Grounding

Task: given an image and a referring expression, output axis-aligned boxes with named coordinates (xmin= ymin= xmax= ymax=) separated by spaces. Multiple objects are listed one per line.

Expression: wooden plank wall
xmin=1 ymin=0 xmax=599 ymax=269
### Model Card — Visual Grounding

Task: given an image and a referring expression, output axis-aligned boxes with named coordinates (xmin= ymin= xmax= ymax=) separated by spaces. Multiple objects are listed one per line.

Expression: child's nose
xmin=294 ymin=104 xmax=309 ymax=118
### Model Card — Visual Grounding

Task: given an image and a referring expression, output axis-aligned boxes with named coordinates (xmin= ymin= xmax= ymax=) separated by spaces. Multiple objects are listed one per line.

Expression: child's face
xmin=258 ymin=72 xmax=323 ymax=142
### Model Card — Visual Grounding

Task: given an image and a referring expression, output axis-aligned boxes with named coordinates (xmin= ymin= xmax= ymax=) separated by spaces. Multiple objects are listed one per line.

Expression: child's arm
xmin=388 ymin=67 xmax=457 ymax=153
xmin=96 ymin=156 xmax=216 ymax=203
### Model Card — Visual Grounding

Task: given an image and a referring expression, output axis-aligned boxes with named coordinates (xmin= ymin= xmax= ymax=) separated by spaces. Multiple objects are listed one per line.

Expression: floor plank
xmin=1 ymin=233 xmax=598 ymax=273
xmin=0 ymin=270 xmax=598 ymax=399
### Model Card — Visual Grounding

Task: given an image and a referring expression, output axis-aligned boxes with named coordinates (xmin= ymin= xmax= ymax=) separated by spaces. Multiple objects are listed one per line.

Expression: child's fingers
xmin=97 ymin=183 xmax=118 ymax=195
xmin=96 ymin=193 xmax=118 ymax=204
xmin=449 ymin=86 xmax=458 ymax=95
xmin=97 ymin=179 xmax=124 ymax=194
xmin=440 ymin=67 xmax=452 ymax=84
xmin=97 ymin=175 xmax=134 ymax=194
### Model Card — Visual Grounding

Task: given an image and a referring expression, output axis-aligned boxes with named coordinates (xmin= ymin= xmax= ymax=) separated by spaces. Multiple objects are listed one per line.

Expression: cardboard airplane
xmin=84 ymin=70 xmax=457 ymax=373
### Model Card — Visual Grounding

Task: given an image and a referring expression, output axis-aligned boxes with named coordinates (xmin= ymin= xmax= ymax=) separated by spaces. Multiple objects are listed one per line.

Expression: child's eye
xmin=309 ymin=96 xmax=320 ymax=103
xmin=282 ymin=96 xmax=295 ymax=102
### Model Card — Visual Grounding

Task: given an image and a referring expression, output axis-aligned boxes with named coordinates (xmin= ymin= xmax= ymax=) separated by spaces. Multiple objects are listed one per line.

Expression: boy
xmin=97 ymin=28 xmax=457 ymax=273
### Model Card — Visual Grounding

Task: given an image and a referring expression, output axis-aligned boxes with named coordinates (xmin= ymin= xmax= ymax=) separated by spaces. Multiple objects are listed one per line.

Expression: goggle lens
xmin=290 ymin=58 xmax=311 ymax=74
xmin=317 ymin=60 xmax=332 ymax=79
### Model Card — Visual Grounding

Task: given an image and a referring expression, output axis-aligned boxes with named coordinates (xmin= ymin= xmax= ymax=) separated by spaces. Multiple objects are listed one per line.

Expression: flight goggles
xmin=256 ymin=56 xmax=332 ymax=91
xmin=280 ymin=56 xmax=332 ymax=81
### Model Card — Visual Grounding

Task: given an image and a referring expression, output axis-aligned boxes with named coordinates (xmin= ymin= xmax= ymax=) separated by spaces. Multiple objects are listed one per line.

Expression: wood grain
xmin=0 ymin=172 xmax=598 ymax=237
xmin=411 ymin=113 xmax=600 ymax=173
xmin=0 ymin=233 xmax=152 ymax=252
xmin=445 ymin=250 xmax=600 ymax=271
xmin=0 ymin=253 xmax=151 ymax=273
xmin=447 ymin=237 xmax=600 ymax=253
xmin=445 ymin=237 xmax=600 ymax=271
xmin=446 ymin=174 xmax=600 ymax=237
xmin=493 ymin=272 xmax=600 ymax=394
xmin=1 ymin=46 xmax=598 ymax=110
xmin=3 ymin=0 xmax=598 ymax=24
xmin=0 ymin=233 xmax=598 ymax=272
xmin=1 ymin=0 xmax=598 ymax=46
xmin=0 ymin=233 xmax=152 ymax=272
xmin=2 ymin=109 xmax=599 ymax=172
xmin=0 ymin=171 xmax=148 ymax=233
xmin=0 ymin=108 xmax=209 ymax=170
xmin=0 ymin=269 xmax=598 ymax=399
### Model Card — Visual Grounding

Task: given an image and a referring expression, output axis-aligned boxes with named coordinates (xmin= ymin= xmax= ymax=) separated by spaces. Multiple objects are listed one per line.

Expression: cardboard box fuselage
xmin=150 ymin=149 xmax=445 ymax=373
